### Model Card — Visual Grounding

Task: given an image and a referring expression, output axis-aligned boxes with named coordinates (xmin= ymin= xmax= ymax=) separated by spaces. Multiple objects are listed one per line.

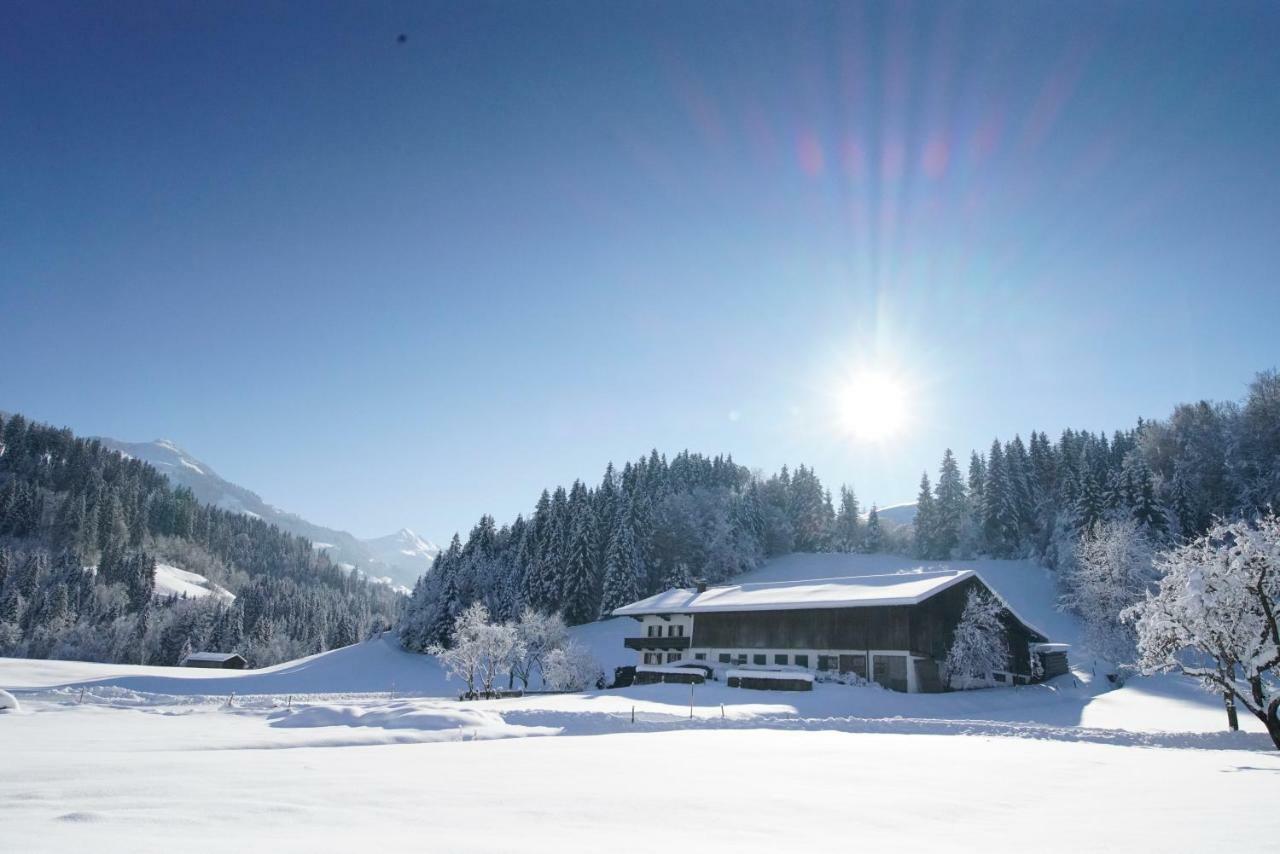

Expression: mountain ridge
xmin=95 ymin=436 xmax=437 ymax=589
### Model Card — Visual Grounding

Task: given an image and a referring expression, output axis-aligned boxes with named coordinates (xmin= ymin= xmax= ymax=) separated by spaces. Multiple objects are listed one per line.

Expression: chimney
xmin=695 ymin=579 xmax=707 ymax=594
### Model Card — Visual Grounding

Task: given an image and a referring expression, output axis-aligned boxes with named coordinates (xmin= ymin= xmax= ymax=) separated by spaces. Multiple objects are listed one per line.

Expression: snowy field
xmin=3 ymin=554 xmax=1278 ymax=852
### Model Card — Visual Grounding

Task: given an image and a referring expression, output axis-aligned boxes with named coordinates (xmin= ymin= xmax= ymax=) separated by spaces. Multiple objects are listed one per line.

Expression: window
xmin=667 ymin=652 xmax=682 ymax=663
xmin=643 ymin=653 xmax=660 ymax=665
xmin=794 ymin=654 xmax=809 ymax=668
xmin=718 ymin=653 xmax=731 ymax=664
xmin=817 ymin=655 xmax=835 ymax=671
xmin=735 ymin=654 xmax=747 ymax=665
xmin=774 ymin=654 xmax=788 ymax=666
xmin=872 ymin=655 xmax=908 ymax=692
xmin=647 ymin=625 xmax=657 ymax=637
xmin=753 ymin=654 xmax=766 ymax=666
xmin=676 ymin=624 xmax=685 ymax=636
xmin=694 ymin=652 xmax=706 ymax=661
xmin=993 ymin=672 xmax=1007 ymax=683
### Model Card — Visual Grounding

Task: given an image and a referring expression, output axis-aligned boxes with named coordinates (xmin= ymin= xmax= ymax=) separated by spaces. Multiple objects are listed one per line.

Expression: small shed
xmin=726 ymin=669 xmax=814 ymax=692
xmin=633 ymin=664 xmax=706 ymax=685
xmin=180 ymin=651 xmax=247 ymax=670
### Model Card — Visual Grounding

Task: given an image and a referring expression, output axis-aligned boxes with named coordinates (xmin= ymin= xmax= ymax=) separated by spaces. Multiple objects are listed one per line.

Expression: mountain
xmin=361 ymin=528 xmax=439 ymax=582
xmin=95 ymin=438 xmax=437 ymax=589
xmin=874 ymin=502 xmax=918 ymax=528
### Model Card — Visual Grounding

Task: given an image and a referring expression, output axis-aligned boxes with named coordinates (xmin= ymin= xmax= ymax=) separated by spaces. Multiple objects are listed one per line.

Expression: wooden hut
xmin=180 ymin=651 xmax=248 ymax=670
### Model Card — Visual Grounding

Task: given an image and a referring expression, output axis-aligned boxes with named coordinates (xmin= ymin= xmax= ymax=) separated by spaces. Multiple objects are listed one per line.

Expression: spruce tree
xmin=914 ymin=472 xmax=938 ymax=559
xmin=599 ymin=499 xmax=644 ymax=618
xmin=559 ymin=483 xmax=599 ymax=624
xmin=832 ymin=485 xmax=860 ymax=552
xmin=933 ymin=450 xmax=966 ymax=559
xmin=863 ymin=505 xmax=884 ymax=553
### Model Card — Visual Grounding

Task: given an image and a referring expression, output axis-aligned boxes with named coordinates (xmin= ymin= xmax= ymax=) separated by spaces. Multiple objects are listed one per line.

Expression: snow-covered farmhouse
xmin=180 ymin=651 xmax=247 ymax=669
xmin=613 ymin=570 xmax=1067 ymax=692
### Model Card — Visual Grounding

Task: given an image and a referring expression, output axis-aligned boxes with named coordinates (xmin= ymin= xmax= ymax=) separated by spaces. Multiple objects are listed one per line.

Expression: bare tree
xmin=509 ymin=608 xmax=568 ymax=690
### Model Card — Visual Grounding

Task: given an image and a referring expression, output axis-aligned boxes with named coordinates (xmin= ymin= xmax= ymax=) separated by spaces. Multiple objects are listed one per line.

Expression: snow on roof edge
xmin=612 ymin=569 xmax=975 ymax=617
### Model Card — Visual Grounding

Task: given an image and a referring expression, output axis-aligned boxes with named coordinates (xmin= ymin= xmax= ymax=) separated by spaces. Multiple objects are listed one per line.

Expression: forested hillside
xmin=400 ymin=452 xmax=901 ymax=651
xmin=908 ymin=370 xmax=1280 ymax=567
xmin=0 ymin=413 xmax=402 ymax=667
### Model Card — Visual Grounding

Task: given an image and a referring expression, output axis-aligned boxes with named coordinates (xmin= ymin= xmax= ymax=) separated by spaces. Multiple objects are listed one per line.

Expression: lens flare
xmin=836 ymin=369 xmax=910 ymax=442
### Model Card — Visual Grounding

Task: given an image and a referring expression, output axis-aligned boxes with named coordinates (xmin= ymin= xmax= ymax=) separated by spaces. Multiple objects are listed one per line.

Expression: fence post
xmin=631 ymin=705 xmax=635 ymax=724
xmin=78 ymin=687 xmax=85 ymax=705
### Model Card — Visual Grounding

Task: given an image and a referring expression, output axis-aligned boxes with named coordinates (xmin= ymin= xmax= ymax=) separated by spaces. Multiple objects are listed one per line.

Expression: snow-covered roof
xmin=612 ymin=570 xmax=976 ymax=616
xmin=182 ymin=652 xmax=243 ymax=663
xmin=1030 ymin=643 xmax=1071 ymax=653
xmin=635 ymin=664 xmax=707 ymax=676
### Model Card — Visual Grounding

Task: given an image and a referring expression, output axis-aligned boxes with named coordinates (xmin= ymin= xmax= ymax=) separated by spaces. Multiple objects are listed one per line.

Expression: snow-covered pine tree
xmin=832 ymin=485 xmax=860 ymax=552
xmin=599 ymin=497 xmax=644 ymax=617
xmin=943 ymin=588 xmax=1010 ymax=689
xmin=559 ymin=482 xmax=599 ymax=625
xmin=933 ymin=450 xmax=966 ymax=559
xmin=1075 ymin=470 xmax=1105 ymax=534
xmin=1124 ymin=455 xmax=1167 ymax=541
xmin=913 ymin=472 xmax=938 ymax=559
xmin=982 ymin=440 xmax=1019 ymax=556
xmin=863 ymin=505 xmax=884 ymax=553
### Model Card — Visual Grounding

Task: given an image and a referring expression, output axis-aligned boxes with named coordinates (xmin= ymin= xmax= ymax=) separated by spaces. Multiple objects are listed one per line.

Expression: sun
xmin=836 ymin=369 xmax=910 ymax=441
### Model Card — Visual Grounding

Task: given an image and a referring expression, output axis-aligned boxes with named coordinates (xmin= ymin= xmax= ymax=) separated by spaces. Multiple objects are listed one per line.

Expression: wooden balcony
xmin=624 ymin=636 xmax=691 ymax=651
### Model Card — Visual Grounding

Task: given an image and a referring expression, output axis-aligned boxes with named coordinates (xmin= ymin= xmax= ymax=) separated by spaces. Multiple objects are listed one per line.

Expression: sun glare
xmin=837 ymin=369 xmax=910 ymax=442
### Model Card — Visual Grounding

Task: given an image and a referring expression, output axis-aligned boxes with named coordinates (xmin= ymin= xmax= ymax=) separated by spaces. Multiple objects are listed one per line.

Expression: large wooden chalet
xmin=612 ymin=570 xmax=1067 ymax=692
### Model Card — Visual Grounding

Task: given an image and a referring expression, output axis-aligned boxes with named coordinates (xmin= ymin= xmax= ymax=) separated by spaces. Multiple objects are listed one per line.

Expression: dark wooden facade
xmin=690 ymin=576 xmax=1047 ymax=679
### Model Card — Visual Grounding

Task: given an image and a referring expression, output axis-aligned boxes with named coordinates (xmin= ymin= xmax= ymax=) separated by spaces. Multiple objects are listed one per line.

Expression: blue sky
xmin=3 ymin=1 xmax=1279 ymax=541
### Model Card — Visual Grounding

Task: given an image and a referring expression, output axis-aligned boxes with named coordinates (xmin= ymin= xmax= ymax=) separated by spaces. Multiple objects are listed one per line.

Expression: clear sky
xmin=3 ymin=1 xmax=1279 ymax=542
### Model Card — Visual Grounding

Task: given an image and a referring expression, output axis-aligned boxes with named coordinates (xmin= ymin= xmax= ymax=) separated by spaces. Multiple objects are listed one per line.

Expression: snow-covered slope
xmin=97 ymin=437 xmax=437 ymax=588
xmin=153 ymin=563 xmax=235 ymax=603
xmin=868 ymin=501 xmax=918 ymax=528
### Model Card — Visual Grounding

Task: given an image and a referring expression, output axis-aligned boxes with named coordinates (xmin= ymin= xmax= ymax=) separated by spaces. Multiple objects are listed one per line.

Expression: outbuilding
xmin=613 ymin=570 xmax=1065 ymax=692
xmin=180 ymin=651 xmax=248 ymax=670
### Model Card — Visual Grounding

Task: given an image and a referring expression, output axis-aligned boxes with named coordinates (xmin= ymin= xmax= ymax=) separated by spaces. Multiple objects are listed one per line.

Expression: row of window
xmin=642 ymin=652 xmax=683 ymax=665
xmin=685 ymin=652 xmax=814 ymax=668
xmin=645 ymin=624 xmax=686 ymax=638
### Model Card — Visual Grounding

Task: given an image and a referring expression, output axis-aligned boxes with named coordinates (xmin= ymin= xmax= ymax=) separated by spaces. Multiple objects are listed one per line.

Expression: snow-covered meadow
xmin=3 ymin=554 xmax=1277 ymax=852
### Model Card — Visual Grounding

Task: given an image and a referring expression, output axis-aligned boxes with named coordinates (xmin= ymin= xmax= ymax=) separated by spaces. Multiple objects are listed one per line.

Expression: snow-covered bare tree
xmin=542 ymin=640 xmax=603 ymax=692
xmin=1124 ymin=514 xmax=1280 ymax=748
xmin=477 ymin=619 xmax=523 ymax=697
xmin=943 ymin=588 xmax=1010 ymax=689
xmin=508 ymin=607 xmax=568 ymax=690
xmin=1059 ymin=518 xmax=1158 ymax=673
xmin=428 ymin=602 xmax=492 ymax=698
